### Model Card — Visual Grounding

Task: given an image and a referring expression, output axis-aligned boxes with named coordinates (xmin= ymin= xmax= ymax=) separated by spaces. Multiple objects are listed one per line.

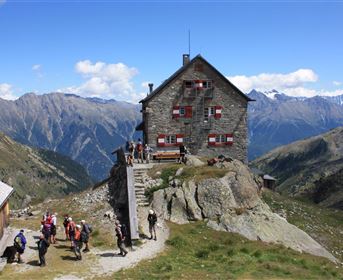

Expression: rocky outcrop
xmin=151 ymin=159 xmax=336 ymax=262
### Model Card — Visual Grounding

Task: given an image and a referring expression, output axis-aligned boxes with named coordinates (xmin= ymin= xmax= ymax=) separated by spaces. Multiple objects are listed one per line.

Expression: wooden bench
xmin=153 ymin=151 xmax=180 ymax=161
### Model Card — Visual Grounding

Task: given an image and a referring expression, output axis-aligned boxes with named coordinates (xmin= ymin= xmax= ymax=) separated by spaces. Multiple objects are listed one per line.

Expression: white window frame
xmin=166 ymin=135 xmax=176 ymax=144
xmin=215 ymin=134 xmax=226 ymax=143
xmin=179 ymin=107 xmax=185 ymax=116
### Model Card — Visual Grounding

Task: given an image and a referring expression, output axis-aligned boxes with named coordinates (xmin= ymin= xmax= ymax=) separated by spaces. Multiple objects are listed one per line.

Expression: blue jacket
xmin=14 ymin=232 xmax=27 ymax=250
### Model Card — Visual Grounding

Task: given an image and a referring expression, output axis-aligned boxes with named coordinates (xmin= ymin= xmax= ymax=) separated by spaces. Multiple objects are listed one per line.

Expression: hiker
xmin=63 ymin=214 xmax=70 ymax=240
xmin=129 ymin=141 xmax=135 ymax=158
xmin=127 ymin=153 xmax=134 ymax=167
xmin=67 ymin=217 xmax=76 ymax=248
xmin=147 ymin=209 xmax=157 ymax=241
xmin=115 ymin=220 xmax=128 ymax=257
xmin=81 ymin=220 xmax=91 ymax=252
xmin=43 ymin=211 xmax=51 ymax=222
xmin=13 ymin=229 xmax=26 ymax=263
xmin=179 ymin=144 xmax=187 ymax=164
xmin=51 ymin=213 xmax=57 ymax=244
xmin=74 ymin=225 xmax=83 ymax=260
xmin=37 ymin=234 xmax=50 ymax=267
xmin=42 ymin=218 xmax=52 ymax=242
xmin=143 ymin=144 xmax=153 ymax=164
xmin=136 ymin=138 xmax=144 ymax=163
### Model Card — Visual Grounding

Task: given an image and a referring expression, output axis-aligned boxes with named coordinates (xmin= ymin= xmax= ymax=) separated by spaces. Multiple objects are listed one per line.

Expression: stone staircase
xmin=133 ymin=167 xmax=150 ymax=207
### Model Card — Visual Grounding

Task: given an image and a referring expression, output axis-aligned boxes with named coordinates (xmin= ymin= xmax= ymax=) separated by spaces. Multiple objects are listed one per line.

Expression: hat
xmin=149 ymin=209 xmax=154 ymax=215
xmin=68 ymin=217 xmax=72 ymax=221
xmin=76 ymin=224 xmax=81 ymax=229
xmin=81 ymin=220 xmax=85 ymax=223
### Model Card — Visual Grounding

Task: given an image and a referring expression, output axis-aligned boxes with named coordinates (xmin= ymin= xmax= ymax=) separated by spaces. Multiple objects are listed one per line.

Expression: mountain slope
xmin=0 ymin=92 xmax=141 ymax=180
xmin=251 ymin=126 xmax=343 ymax=209
xmin=0 ymin=132 xmax=93 ymax=208
xmin=248 ymin=90 xmax=343 ymax=160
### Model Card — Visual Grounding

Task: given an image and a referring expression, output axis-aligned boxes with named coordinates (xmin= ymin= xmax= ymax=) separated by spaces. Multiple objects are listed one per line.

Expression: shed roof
xmin=0 ymin=181 xmax=14 ymax=209
xmin=139 ymin=54 xmax=254 ymax=104
xmin=263 ymin=174 xmax=277 ymax=181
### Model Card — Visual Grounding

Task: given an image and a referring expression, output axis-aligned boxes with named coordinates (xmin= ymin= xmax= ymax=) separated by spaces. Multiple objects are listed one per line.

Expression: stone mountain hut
xmin=0 ymin=181 xmax=14 ymax=240
xmin=137 ymin=54 xmax=253 ymax=162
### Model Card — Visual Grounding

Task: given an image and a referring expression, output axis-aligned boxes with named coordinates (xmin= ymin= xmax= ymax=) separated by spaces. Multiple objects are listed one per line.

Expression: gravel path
xmin=90 ymin=206 xmax=169 ymax=277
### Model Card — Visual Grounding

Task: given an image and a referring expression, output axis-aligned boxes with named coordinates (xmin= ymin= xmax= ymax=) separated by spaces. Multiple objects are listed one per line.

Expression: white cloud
xmin=0 ymin=83 xmax=18 ymax=100
xmin=226 ymin=69 xmax=343 ymax=98
xmin=333 ymin=81 xmax=342 ymax=86
xmin=141 ymin=81 xmax=151 ymax=89
xmin=32 ymin=64 xmax=41 ymax=71
xmin=59 ymin=60 xmax=144 ymax=103
xmin=227 ymin=69 xmax=318 ymax=93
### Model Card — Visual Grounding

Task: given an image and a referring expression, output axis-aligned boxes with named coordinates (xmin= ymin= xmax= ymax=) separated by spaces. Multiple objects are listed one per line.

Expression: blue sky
xmin=0 ymin=0 xmax=342 ymax=102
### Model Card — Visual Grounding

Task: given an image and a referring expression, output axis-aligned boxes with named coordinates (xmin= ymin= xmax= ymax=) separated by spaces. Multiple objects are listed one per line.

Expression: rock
xmin=169 ymin=188 xmax=189 ymax=224
xmin=185 ymin=155 xmax=205 ymax=167
xmin=151 ymin=157 xmax=337 ymax=262
xmin=175 ymin=167 xmax=184 ymax=177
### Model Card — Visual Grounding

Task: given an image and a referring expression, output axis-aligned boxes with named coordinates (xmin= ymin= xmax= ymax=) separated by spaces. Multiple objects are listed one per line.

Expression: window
xmin=166 ymin=135 xmax=176 ymax=144
xmin=173 ymin=106 xmax=192 ymax=118
xmin=202 ymin=80 xmax=212 ymax=89
xmin=179 ymin=107 xmax=185 ymax=116
xmin=184 ymin=80 xmax=193 ymax=88
xmin=157 ymin=134 xmax=184 ymax=147
xmin=215 ymin=134 xmax=226 ymax=143
xmin=208 ymin=133 xmax=233 ymax=146
xmin=204 ymin=107 xmax=216 ymax=120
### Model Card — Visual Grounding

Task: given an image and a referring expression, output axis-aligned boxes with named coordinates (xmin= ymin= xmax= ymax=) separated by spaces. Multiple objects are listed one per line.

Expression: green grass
xmin=145 ymin=163 xmax=228 ymax=199
xmin=262 ymin=189 xmax=343 ymax=262
xmin=96 ymin=222 xmax=343 ymax=280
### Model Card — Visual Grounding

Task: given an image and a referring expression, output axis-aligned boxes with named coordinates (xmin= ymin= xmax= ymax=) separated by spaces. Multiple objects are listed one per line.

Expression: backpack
xmin=121 ymin=224 xmax=128 ymax=238
xmin=14 ymin=236 xmax=22 ymax=250
xmin=87 ymin=224 xmax=93 ymax=233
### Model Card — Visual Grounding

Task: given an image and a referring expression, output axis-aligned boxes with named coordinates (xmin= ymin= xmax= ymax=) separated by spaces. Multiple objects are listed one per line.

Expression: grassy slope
xmin=99 ymin=222 xmax=343 ymax=280
xmin=0 ymin=133 xmax=93 ymax=208
xmin=262 ymin=189 xmax=343 ymax=262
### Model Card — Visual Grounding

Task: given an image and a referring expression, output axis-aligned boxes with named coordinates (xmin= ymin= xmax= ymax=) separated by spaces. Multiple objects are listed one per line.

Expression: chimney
xmin=148 ymin=83 xmax=154 ymax=94
xmin=183 ymin=54 xmax=190 ymax=66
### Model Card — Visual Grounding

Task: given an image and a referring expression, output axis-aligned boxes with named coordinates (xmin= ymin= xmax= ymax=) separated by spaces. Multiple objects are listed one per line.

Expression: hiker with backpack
xmin=42 ymin=218 xmax=52 ymax=242
xmin=147 ymin=209 xmax=157 ymax=241
xmin=115 ymin=220 xmax=128 ymax=257
xmin=81 ymin=220 xmax=92 ymax=253
xmin=67 ymin=217 xmax=76 ymax=249
xmin=37 ymin=234 xmax=50 ymax=267
xmin=51 ymin=213 xmax=57 ymax=244
xmin=136 ymin=138 xmax=144 ymax=163
xmin=143 ymin=144 xmax=153 ymax=164
xmin=74 ymin=225 xmax=83 ymax=260
xmin=13 ymin=229 xmax=26 ymax=263
xmin=63 ymin=214 xmax=70 ymax=240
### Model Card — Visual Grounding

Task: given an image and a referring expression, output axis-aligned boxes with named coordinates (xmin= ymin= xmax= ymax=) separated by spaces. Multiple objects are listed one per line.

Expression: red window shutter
xmin=176 ymin=134 xmax=184 ymax=146
xmin=214 ymin=106 xmax=222 ymax=119
xmin=185 ymin=106 xmax=192 ymax=118
xmin=208 ymin=134 xmax=216 ymax=146
xmin=194 ymin=80 xmax=203 ymax=90
xmin=157 ymin=134 xmax=166 ymax=147
xmin=172 ymin=106 xmax=180 ymax=119
xmin=225 ymin=134 xmax=233 ymax=145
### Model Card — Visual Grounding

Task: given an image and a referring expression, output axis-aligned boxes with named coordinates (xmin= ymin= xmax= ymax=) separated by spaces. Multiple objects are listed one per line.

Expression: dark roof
xmin=140 ymin=54 xmax=254 ymax=103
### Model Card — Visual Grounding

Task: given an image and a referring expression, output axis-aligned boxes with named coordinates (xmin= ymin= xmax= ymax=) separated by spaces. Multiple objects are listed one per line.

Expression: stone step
xmin=134 ymin=183 xmax=145 ymax=188
xmin=138 ymin=202 xmax=150 ymax=207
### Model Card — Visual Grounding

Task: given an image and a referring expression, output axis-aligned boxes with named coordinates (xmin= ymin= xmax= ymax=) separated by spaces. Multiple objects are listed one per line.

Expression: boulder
xmin=151 ymin=157 xmax=336 ymax=262
xmin=185 ymin=155 xmax=205 ymax=167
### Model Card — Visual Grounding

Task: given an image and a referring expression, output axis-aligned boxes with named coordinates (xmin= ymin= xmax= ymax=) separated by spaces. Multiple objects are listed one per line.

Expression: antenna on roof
xmin=188 ymin=29 xmax=191 ymax=57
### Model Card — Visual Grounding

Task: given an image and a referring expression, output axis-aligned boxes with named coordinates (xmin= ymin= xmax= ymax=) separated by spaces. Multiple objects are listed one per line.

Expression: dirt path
xmin=0 ymin=208 xmax=169 ymax=280
xmin=91 ymin=206 xmax=169 ymax=277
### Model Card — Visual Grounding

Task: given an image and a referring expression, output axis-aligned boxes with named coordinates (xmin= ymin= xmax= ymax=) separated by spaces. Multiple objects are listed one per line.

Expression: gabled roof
xmin=0 ymin=181 xmax=14 ymax=209
xmin=140 ymin=54 xmax=254 ymax=103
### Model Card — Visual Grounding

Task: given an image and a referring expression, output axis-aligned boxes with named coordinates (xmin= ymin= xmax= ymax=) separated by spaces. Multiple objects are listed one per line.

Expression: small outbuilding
xmin=263 ymin=174 xmax=277 ymax=190
xmin=0 ymin=181 xmax=14 ymax=240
